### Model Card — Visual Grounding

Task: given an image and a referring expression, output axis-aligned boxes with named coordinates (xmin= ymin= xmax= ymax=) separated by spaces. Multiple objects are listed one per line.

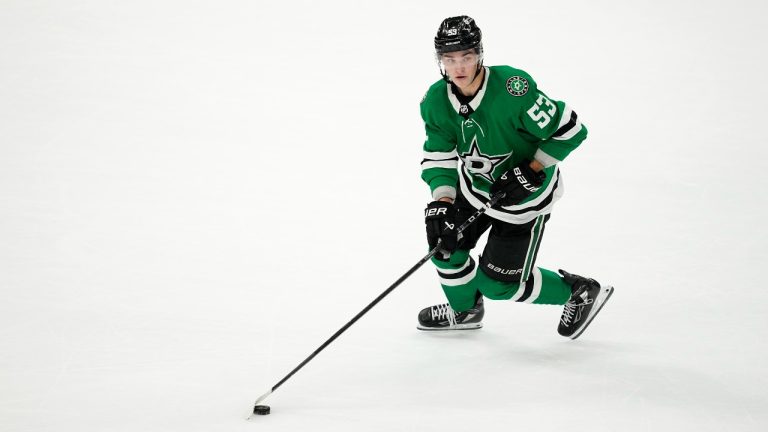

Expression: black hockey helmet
xmin=434 ymin=16 xmax=483 ymax=55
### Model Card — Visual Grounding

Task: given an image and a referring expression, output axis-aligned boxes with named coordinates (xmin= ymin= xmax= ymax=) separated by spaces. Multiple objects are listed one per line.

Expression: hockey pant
xmin=431 ymin=197 xmax=572 ymax=313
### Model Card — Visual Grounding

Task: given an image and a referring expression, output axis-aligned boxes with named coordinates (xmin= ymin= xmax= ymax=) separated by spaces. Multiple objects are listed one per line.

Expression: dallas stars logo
xmin=460 ymin=136 xmax=511 ymax=183
xmin=506 ymin=76 xmax=529 ymax=96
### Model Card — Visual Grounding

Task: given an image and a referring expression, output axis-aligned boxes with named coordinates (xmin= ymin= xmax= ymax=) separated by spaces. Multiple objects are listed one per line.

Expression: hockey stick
xmin=249 ymin=193 xmax=503 ymax=417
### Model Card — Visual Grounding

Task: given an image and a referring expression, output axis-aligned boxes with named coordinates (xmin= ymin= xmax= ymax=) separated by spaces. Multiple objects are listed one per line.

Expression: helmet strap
xmin=467 ymin=65 xmax=484 ymax=89
xmin=441 ymin=71 xmax=450 ymax=82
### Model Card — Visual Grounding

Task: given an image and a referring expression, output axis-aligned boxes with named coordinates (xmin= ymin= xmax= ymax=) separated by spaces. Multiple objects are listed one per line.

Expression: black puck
xmin=253 ymin=405 xmax=270 ymax=415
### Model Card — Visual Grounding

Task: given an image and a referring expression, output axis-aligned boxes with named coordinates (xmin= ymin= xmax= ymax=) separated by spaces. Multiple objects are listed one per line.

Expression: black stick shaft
xmin=263 ymin=194 xmax=502 ymax=397
xmin=270 ymin=250 xmax=433 ymax=393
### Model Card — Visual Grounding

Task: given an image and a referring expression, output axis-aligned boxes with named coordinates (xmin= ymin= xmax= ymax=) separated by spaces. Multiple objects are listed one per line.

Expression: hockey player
xmin=418 ymin=16 xmax=613 ymax=339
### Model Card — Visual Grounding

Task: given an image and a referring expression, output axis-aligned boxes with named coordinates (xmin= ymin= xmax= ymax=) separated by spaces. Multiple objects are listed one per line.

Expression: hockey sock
xmin=431 ymin=250 xmax=480 ymax=312
xmin=472 ymin=266 xmax=570 ymax=305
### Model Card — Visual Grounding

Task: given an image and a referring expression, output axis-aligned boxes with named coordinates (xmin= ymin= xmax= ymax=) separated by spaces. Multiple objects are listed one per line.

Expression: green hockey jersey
xmin=420 ymin=65 xmax=587 ymax=224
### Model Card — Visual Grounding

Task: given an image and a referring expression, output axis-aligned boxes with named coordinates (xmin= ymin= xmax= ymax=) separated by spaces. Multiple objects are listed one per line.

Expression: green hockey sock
xmin=431 ymin=250 xmax=479 ymax=312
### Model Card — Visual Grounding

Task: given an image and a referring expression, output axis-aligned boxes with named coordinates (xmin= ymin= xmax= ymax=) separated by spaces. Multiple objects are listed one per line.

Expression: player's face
xmin=440 ymin=49 xmax=480 ymax=87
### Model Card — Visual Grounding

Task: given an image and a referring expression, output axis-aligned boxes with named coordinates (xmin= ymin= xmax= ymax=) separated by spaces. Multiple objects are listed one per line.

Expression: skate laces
xmin=560 ymin=301 xmax=578 ymax=326
xmin=560 ymin=290 xmax=593 ymax=326
xmin=431 ymin=303 xmax=457 ymax=326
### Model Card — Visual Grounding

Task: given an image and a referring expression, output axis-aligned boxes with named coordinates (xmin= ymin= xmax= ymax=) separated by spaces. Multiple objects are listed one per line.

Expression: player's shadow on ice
xmin=409 ymin=330 xmax=750 ymax=416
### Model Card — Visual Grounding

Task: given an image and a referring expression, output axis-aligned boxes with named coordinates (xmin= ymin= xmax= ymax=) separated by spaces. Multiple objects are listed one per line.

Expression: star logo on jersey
xmin=460 ymin=136 xmax=511 ymax=183
xmin=506 ymin=76 xmax=529 ymax=96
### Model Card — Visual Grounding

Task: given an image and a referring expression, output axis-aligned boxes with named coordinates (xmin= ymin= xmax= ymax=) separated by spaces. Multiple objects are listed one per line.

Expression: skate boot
xmin=557 ymin=270 xmax=614 ymax=339
xmin=417 ymin=295 xmax=484 ymax=331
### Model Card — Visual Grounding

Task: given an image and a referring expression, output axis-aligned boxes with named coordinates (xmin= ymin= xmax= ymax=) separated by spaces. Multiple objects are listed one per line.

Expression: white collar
xmin=447 ymin=67 xmax=490 ymax=114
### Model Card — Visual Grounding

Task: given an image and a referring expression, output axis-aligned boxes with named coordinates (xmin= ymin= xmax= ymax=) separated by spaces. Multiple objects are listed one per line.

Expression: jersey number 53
xmin=527 ymin=94 xmax=557 ymax=128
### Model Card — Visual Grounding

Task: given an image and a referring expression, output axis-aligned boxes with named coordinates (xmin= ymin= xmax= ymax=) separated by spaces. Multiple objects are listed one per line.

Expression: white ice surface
xmin=1 ymin=1 xmax=767 ymax=431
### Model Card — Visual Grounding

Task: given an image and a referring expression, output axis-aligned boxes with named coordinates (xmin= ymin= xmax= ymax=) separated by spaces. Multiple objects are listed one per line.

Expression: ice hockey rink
xmin=1 ymin=0 xmax=766 ymax=431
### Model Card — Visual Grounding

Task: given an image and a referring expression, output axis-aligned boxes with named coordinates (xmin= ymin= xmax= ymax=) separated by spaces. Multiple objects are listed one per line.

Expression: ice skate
xmin=417 ymin=296 xmax=484 ymax=331
xmin=557 ymin=270 xmax=613 ymax=339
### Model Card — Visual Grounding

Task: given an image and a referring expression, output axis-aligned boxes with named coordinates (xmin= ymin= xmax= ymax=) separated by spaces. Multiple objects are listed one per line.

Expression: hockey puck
xmin=253 ymin=405 xmax=270 ymax=415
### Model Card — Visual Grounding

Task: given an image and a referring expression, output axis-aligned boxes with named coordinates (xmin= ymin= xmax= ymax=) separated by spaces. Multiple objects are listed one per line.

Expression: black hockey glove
xmin=424 ymin=201 xmax=459 ymax=254
xmin=490 ymin=160 xmax=547 ymax=206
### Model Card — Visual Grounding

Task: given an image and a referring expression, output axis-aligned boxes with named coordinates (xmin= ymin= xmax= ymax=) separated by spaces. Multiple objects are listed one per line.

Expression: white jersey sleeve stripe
xmin=552 ymin=119 xmax=582 ymax=141
xmin=422 ymin=160 xmax=458 ymax=170
xmin=552 ymin=106 xmax=582 ymax=141
xmin=557 ymin=105 xmax=574 ymax=129
xmin=423 ymin=150 xmax=458 ymax=160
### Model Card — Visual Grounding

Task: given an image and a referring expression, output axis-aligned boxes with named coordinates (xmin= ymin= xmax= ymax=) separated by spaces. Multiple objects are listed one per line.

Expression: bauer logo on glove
xmin=424 ymin=201 xmax=459 ymax=254
xmin=425 ymin=207 xmax=448 ymax=218
xmin=491 ymin=160 xmax=546 ymax=206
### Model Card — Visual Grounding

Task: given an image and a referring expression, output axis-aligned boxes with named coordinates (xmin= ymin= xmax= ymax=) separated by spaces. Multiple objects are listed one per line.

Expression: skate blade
xmin=570 ymin=285 xmax=614 ymax=340
xmin=417 ymin=323 xmax=483 ymax=331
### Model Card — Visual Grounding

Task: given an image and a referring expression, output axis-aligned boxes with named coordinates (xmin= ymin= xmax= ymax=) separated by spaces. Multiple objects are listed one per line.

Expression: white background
xmin=2 ymin=0 xmax=767 ymax=431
